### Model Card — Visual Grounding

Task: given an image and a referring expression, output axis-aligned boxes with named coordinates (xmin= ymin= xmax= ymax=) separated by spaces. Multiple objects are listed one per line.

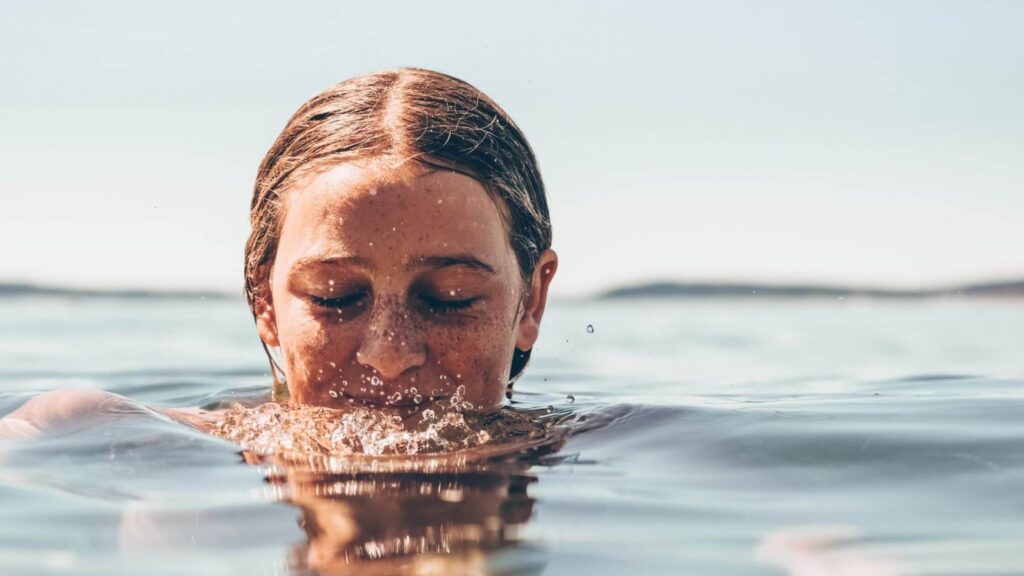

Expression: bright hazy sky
xmin=2 ymin=1 xmax=1022 ymax=296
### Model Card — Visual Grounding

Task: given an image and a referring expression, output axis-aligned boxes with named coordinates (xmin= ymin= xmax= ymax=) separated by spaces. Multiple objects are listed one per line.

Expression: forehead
xmin=275 ymin=160 xmax=514 ymax=271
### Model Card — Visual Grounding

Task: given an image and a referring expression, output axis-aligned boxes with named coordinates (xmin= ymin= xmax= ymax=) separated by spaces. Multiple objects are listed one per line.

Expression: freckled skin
xmin=256 ymin=158 xmax=557 ymax=411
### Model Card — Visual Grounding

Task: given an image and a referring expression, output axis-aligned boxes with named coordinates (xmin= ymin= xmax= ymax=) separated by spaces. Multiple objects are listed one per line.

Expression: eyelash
xmin=310 ymin=292 xmax=367 ymax=310
xmin=309 ymin=293 xmax=478 ymax=316
xmin=419 ymin=294 xmax=478 ymax=315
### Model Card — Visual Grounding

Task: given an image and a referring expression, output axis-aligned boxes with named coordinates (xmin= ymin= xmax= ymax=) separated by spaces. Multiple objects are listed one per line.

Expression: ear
xmin=516 ymin=249 xmax=558 ymax=351
xmin=253 ymin=282 xmax=280 ymax=348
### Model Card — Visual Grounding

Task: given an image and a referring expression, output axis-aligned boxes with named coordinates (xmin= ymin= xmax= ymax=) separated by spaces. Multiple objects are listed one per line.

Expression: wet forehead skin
xmin=267 ymin=159 xmax=525 ymax=411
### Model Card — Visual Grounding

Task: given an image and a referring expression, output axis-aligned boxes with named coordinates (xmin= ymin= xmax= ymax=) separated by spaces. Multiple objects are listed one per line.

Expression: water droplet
xmin=387 ymin=392 xmax=402 ymax=404
xmin=461 ymin=401 xmax=474 ymax=411
xmin=449 ymin=289 xmax=456 ymax=296
xmin=368 ymin=187 xmax=378 ymax=196
xmin=328 ymin=279 xmax=335 ymax=286
xmin=328 ymin=390 xmax=338 ymax=398
xmin=370 ymin=376 xmax=382 ymax=387
xmin=413 ymin=394 xmax=423 ymax=404
xmin=586 ymin=324 xmax=595 ymax=334
xmin=455 ymin=385 xmax=466 ymax=396
xmin=409 ymin=387 xmax=417 ymax=394
xmin=567 ymin=394 xmax=575 ymax=403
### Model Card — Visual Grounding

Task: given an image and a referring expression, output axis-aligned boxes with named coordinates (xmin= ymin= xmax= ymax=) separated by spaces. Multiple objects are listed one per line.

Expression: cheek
xmin=277 ymin=306 xmax=361 ymax=399
xmin=428 ymin=308 xmax=519 ymax=406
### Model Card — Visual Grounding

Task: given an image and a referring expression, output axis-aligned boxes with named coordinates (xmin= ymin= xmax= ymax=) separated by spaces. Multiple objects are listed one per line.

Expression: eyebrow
xmin=288 ymin=253 xmax=495 ymax=275
xmin=289 ymin=254 xmax=372 ymax=275
xmin=407 ymin=254 xmax=496 ymax=274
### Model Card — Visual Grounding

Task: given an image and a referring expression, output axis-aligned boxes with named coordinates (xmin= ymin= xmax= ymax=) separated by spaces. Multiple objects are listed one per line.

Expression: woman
xmin=1 ymin=68 xmax=558 ymax=440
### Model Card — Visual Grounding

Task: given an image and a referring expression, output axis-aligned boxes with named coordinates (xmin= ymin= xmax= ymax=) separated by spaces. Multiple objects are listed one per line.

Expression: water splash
xmin=212 ymin=401 xmax=564 ymax=459
xmin=214 ymin=403 xmax=493 ymax=456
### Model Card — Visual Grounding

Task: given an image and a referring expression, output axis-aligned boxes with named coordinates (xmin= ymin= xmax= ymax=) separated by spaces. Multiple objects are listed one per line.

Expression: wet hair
xmin=244 ymin=67 xmax=551 ymax=382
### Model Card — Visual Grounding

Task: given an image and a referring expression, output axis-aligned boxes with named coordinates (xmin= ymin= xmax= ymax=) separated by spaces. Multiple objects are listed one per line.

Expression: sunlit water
xmin=2 ymin=296 xmax=1024 ymax=575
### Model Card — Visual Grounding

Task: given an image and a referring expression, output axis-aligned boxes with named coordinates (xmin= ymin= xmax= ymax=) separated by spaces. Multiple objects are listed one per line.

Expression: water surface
xmin=2 ymin=297 xmax=1023 ymax=575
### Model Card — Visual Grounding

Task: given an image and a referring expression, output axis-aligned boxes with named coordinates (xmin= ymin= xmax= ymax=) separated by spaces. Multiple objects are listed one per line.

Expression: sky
xmin=1 ymin=0 xmax=1022 ymax=296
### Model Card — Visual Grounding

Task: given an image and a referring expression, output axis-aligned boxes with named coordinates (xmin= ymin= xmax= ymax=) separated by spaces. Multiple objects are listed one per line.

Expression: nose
xmin=354 ymin=304 xmax=426 ymax=381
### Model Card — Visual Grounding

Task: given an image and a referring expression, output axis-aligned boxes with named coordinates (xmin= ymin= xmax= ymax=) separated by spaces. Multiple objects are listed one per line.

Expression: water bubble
xmin=455 ymin=385 xmax=466 ymax=396
xmin=586 ymin=324 xmax=595 ymax=334
xmin=421 ymin=408 xmax=436 ymax=421
xmin=413 ymin=394 xmax=423 ymax=404
xmin=461 ymin=401 xmax=474 ymax=411
xmin=387 ymin=392 xmax=402 ymax=404
xmin=370 ymin=376 xmax=382 ymax=387
xmin=409 ymin=387 xmax=417 ymax=395
xmin=328 ymin=390 xmax=339 ymax=398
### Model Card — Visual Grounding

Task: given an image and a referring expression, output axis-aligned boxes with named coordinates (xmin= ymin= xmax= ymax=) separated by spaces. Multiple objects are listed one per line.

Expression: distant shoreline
xmin=0 ymin=283 xmax=236 ymax=300
xmin=2 ymin=279 xmax=1023 ymax=301
xmin=600 ymin=279 xmax=1024 ymax=300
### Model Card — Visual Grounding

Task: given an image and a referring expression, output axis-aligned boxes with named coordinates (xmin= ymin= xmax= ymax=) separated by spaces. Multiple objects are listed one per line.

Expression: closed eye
xmin=310 ymin=292 xmax=368 ymax=310
xmin=418 ymin=294 xmax=478 ymax=315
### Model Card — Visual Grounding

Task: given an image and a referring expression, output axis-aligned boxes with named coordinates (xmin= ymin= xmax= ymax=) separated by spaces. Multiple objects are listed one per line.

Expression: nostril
xmin=355 ymin=339 xmax=426 ymax=382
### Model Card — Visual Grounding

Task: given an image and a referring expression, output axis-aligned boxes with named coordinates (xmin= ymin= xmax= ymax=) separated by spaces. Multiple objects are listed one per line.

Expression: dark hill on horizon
xmin=600 ymin=279 xmax=1024 ymax=299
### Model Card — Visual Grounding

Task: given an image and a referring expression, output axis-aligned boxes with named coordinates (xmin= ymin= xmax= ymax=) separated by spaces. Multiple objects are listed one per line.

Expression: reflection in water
xmin=279 ymin=466 xmax=541 ymax=574
xmin=219 ymin=403 xmax=579 ymax=575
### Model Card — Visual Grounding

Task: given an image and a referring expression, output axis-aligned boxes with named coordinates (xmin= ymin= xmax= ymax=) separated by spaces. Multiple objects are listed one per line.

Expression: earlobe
xmin=516 ymin=249 xmax=558 ymax=351
xmin=254 ymin=297 xmax=280 ymax=348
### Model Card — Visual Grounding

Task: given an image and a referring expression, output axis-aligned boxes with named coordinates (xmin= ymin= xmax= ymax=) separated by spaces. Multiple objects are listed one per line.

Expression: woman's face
xmin=255 ymin=158 xmax=556 ymax=411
